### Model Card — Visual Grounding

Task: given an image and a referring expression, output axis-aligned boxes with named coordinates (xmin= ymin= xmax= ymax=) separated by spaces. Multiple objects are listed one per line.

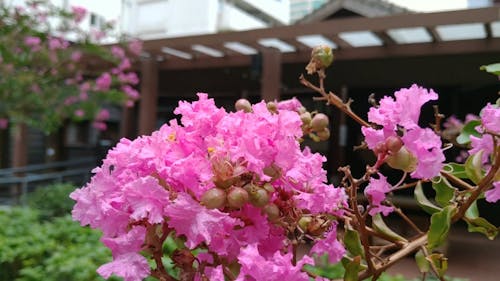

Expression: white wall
xmin=218 ymin=2 xmax=267 ymax=32
xmin=239 ymin=0 xmax=290 ymax=24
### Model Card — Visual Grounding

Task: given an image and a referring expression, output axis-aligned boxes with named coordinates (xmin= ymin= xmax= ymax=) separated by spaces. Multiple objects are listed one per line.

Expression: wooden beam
xmin=142 ymin=7 xmax=500 ymax=52
xmin=138 ymin=58 xmax=159 ymax=136
xmin=260 ymin=48 xmax=282 ymax=101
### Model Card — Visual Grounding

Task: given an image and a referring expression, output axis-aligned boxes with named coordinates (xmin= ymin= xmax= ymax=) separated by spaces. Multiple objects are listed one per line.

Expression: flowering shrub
xmin=71 ymin=47 xmax=500 ymax=280
xmin=0 ymin=0 xmax=141 ymax=132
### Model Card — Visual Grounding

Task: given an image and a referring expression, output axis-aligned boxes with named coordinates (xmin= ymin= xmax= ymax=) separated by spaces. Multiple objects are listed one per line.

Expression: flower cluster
xmin=71 ymin=94 xmax=347 ymax=281
xmin=361 ymin=85 xmax=445 ymax=215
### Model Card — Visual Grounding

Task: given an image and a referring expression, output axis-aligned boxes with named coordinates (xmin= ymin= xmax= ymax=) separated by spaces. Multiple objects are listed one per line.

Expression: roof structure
xmin=296 ymin=0 xmax=410 ymax=24
xmin=140 ymin=7 xmax=500 ymax=71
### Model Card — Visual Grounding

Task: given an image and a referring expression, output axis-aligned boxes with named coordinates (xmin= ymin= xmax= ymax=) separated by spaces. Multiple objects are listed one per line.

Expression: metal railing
xmin=0 ymin=157 xmax=96 ymax=205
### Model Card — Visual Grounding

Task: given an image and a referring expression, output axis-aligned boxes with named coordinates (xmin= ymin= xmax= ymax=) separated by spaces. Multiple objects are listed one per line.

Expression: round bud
xmin=300 ymin=112 xmax=312 ymax=124
xmin=201 ymin=188 xmax=226 ymax=209
xmin=316 ymin=128 xmax=330 ymax=141
xmin=263 ymin=203 xmax=280 ymax=221
xmin=227 ymin=187 xmax=249 ymax=208
xmin=385 ymin=136 xmax=403 ymax=154
xmin=311 ymin=113 xmax=329 ymax=132
xmin=311 ymin=45 xmax=334 ymax=69
xmin=235 ymin=99 xmax=252 ymax=112
xmin=297 ymin=106 xmax=307 ymax=114
xmin=249 ymin=188 xmax=269 ymax=207
xmin=298 ymin=216 xmax=312 ymax=231
xmin=386 ymin=146 xmax=418 ymax=173
xmin=267 ymin=101 xmax=278 ymax=113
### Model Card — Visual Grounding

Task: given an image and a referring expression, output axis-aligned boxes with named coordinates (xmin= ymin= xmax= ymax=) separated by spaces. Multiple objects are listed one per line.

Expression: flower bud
xmin=373 ymin=142 xmax=387 ymax=155
xmin=306 ymin=45 xmax=334 ymax=74
xmin=298 ymin=216 xmax=312 ymax=231
xmin=235 ymin=99 xmax=252 ymax=112
xmin=297 ymin=106 xmax=307 ymax=114
xmin=263 ymin=203 xmax=280 ymax=222
xmin=248 ymin=188 xmax=269 ymax=207
xmin=311 ymin=113 xmax=329 ymax=132
xmin=201 ymin=188 xmax=226 ymax=209
xmin=262 ymin=182 xmax=275 ymax=193
xmin=316 ymin=127 xmax=330 ymax=141
xmin=267 ymin=101 xmax=278 ymax=113
xmin=227 ymin=186 xmax=249 ymax=208
xmin=300 ymin=112 xmax=312 ymax=124
xmin=386 ymin=146 xmax=417 ymax=173
xmin=385 ymin=136 xmax=403 ymax=154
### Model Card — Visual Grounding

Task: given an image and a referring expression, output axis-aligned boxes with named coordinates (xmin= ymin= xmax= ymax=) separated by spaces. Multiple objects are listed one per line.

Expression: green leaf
xmin=464 ymin=200 xmax=479 ymax=219
xmin=426 ymin=253 xmax=448 ymax=278
xmin=344 ymin=223 xmax=364 ymax=258
xmin=427 ymin=206 xmax=456 ymax=251
xmin=343 ymin=256 xmax=363 ymax=281
xmin=431 ymin=177 xmax=456 ymax=207
xmin=465 ymin=216 xmax=499 ymax=240
xmin=480 ymin=63 xmax=500 ymax=76
xmin=464 ymin=150 xmax=484 ymax=184
xmin=372 ymin=214 xmax=408 ymax=243
xmin=456 ymin=120 xmax=481 ymax=145
xmin=415 ymin=250 xmax=430 ymax=273
xmin=443 ymin=163 xmax=468 ymax=179
xmin=414 ymin=182 xmax=442 ymax=215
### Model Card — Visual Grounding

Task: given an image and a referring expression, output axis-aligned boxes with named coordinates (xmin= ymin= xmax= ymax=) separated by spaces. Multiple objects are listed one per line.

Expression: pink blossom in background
xmin=71 ymin=6 xmax=87 ymax=23
xmin=364 ymin=174 xmax=393 ymax=216
xmin=118 ymin=58 xmax=131 ymax=71
xmin=481 ymin=103 xmax=500 ymax=134
xmin=95 ymin=72 xmax=112 ymax=91
xmin=127 ymin=39 xmax=143 ymax=56
xmin=24 ymin=36 xmax=41 ymax=51
xmin=118 ymin=72 xmax=139 ymax=85
xmin=96 ymin=109 xmax=110 ymax=121
xmin=74 ymin=109 xmax=85 ymax=117
xmin=91 ymin=29 xmax=106 ymax=41
xmin=71 ymin=51 xmax=82 ymax=62
xmin=48 ymin=37 xmax=68 ymax=50
xmin=125 ymin=100 xmax=135 ymax=107
xmin=0 ymin=118 xmax=8 ymax=129
xmin=485 ymin=181 xmax=500 ymax=203
xmin=122 ymin=85 xmax=140 ymax=99
xmin=92 ymin=121 xmax=107 ymax=131
xmin=111 ymin=46 xmax=125 ymax=59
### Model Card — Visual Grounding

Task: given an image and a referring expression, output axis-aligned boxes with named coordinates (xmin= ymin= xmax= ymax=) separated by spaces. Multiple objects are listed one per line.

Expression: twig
xmin=440 ymin=171 xmax=474 ymax=191
xmin=392 ymin=207 xmax=424 ymax=235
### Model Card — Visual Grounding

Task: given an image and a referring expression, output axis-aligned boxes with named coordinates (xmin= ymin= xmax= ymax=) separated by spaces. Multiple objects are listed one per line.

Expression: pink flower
xmin=237 ymin=244 xmax=313 ymax=281
xmin=310 ymin=226 xmax=345 ymax=264
xmin=368 ymin=84 xmax=438 ymax=130
xmin=485 ymin=181 xmax=500 ymax=203
xmin=97 ymin=252 xmax=150 ymax=281
xmin=469 ymin=134 xmax=494 ymax=164
xmin=364 ymin=174 xmax=393 ymax=216
xmin=295 ymin=183 xmax=346 ymax=215
xmin=122 ymin=85 xmax=140 ymax=99
xmin=71 ymin=6 xmax=87 ymax=23
xmin=402 ymin=127 xmax=444 ymax=179
xmin=95 ymin=72 xmax=112 ymax=91
xmin=128 ymin=40 xmax=143 ymax=56
xmin=118 ymin=72 xmax=139 ymax=85
xmin=0 ymin=118 xmax=8 ymax=129
xmin=164 ymin=193 xmax=243 ymax=251
xmin=118 ymin=58 xmax=131 ymax=70
xmin=48 ymin=37 xmax=68 ymax=50
xmin=277 ymin=97 xmax=303 ymax=111
xmin=481 ymin=103 xmax=500 ymax=134
xmin=122 ymin=177 xmax=170 ymax=224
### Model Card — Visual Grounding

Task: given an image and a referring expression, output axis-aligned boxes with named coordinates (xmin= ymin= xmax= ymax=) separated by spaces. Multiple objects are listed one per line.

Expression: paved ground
xmin=386 ymin=226 xmax=500 ymax=281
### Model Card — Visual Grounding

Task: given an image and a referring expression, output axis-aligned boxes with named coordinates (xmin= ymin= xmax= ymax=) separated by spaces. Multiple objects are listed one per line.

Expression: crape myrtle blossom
xmin=364 ymin=174 xmax=394 ymax=216
xmin=361 ymin=84 xmax=445 ymax=180
xmin=71 ymin=93 xmax=347 ymax=281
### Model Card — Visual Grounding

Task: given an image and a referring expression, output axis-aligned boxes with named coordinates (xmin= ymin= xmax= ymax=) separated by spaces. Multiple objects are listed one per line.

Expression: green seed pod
xmin=227 ymin=186 xmax=249 ymax=208
xmin=311 ymin=113 xmax=329 ymax=132
xmin=201 ymin=188 xmax=226 ymax=209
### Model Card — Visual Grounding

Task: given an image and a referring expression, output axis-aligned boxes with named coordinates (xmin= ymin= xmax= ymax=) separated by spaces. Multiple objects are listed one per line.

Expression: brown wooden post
xmin=120 ymin=106 xmax=135 ymax=139
xmin=12 ymin=123 xmax=28 ymax=168
xmin=260 ymin=48 xmax=282 ymax=102
xmin=138 ymin=58 xmax=159 ymax=136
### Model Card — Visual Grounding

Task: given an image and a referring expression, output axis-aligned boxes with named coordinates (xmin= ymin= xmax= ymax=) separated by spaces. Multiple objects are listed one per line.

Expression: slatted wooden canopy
xmin=132 ymin=7 xmax=500 ymax=136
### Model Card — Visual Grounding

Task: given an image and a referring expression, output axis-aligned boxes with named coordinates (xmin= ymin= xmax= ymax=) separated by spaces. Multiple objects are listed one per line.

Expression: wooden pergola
xmin=128 ymin=7 xmax=500 ymax=137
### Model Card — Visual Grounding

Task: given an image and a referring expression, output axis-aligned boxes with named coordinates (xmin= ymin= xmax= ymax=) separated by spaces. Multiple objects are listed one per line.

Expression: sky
xmin=386 ymin=0 xmax=471 ymax=12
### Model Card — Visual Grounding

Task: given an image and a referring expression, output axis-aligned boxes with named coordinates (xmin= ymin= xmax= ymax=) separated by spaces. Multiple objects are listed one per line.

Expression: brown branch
xmin=299 ymin=74 xmax=371 ymax=127
xmin=440 ymin=171 xmax=474 ymax=191
xmin=392 ymin=207 xmax=424 ymax=235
